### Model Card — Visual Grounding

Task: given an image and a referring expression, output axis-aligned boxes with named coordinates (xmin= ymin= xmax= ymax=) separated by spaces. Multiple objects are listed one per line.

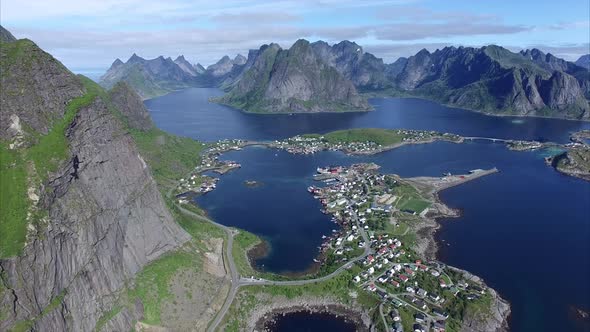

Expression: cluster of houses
xmin=207 ymin=139 xmax=245 ymax=154
xmin=177 ymin=174 xmax=219 ymax=196
xmin=271 ymin=135 xmax=383 ymax=155
xmin=397 ymin=130 xmax=461 ymax=145
xmin=305 ymin=162 xmax=492 ymax=332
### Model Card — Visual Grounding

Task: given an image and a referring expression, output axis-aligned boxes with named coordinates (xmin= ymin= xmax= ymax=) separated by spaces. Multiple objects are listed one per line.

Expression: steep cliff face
xmin=310 ymin=40 xmax=392 ymax=91
xmin=0 ymin=25 xmax=16 ymax=42
xmin=0 ymin=31 xmax=190 ymax=331
xmin=221 ymin=40 xmax=369 ymax=113
xmin=393 ymin=45 xmax=590 ymax=118
xmin=174 ymin=55 xmax=199 ymax=76
xmin=108 ymin=82 xmax=154 ymax=131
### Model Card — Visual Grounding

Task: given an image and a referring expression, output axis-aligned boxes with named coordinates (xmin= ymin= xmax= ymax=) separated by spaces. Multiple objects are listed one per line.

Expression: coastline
xmin=404 ymin=171 xmax=512 ymax=332
xmin=364 ymin=94 xmax=590 ymax=123
xmin=247 ymin=297 xmax=372 ymax=332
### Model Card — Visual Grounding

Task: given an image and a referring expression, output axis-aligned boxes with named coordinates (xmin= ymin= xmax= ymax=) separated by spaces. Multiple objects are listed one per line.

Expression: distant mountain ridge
xmin=392 ymin=45 xmax=589 ymax=118
xmin=218 ymin=40 xmax=369 ymax=113
xmin=576 ymin=54 xmax=590 ymax=69
xmin=101 ymin=40 xmax=589 ymax=118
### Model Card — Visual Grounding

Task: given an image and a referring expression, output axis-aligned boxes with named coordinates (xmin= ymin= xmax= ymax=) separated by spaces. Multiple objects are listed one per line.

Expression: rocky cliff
xmin=220 ymin=39 xmax=369 ymax=113
xmin=0 ymin=38 xmax=85 ymax=144
xmin=0 ymin=30 xmax=190 ymax=331
xmin=576 ymin=54 xmax=590 ymax=69
xmin=310 ymin=40 xmax=393 ymax=91
xmin=0 ymin=25 xmax=16 ymax=42
xmin=393 ymin=45 xmax=590 ymax=119
xmin=108 ymin=81 xmax=154 ymax=131
xmin=174 ymin=55 xmax=199 ymax=76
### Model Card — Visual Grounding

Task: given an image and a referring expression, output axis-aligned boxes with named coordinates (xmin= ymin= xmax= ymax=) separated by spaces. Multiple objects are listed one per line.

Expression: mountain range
xmin=100 ymin=39 xmax=589 ymax=118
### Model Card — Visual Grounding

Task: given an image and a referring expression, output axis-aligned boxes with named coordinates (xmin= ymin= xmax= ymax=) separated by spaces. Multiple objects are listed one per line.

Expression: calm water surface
xmin=266 ymin=311 xmax=357 ymax=332
xmin=147 ymin=88 xmax=590 ymax=332
xmin=145 ymin=88 xmax=589 ymax=142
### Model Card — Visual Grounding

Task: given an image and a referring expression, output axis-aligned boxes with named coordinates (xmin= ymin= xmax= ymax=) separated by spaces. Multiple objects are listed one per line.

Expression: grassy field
xmin=322 ymin=128 xmax=405 ymax=146
xmin=232 ymin=230 xmax=262 ymax=278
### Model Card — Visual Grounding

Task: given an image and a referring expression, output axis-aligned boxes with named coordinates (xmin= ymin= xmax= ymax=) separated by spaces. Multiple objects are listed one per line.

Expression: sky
xmin=1 ymin=0 xmax=589 ymax=73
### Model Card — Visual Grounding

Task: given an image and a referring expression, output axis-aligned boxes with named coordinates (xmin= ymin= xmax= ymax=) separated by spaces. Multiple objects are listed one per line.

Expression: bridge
xmin=463 ymin=136 xmax=513 ymax=143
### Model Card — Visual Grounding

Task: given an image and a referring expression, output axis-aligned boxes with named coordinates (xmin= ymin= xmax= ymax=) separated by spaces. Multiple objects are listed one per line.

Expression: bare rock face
xmin=393 ymin=45 xmax=590 ymax=118
xmin=0 ymin=24 xmax=16 ymax=42
xmin=310 ymin=40 xmax=392 ymax=90
xmin=174 ymin=55 xmax=199 ymax=76
xmin=222 ymin=39 xmax=369 ymax=113
xmin=0 ymin=39 xmax=85 ymax=142
xmin=1 ymin=97 xmax=190 ymax=331
xmin=0 ymin=29 xmax=190 ymax=331
xmin=108 ymin=81 xmax=154 ymax=131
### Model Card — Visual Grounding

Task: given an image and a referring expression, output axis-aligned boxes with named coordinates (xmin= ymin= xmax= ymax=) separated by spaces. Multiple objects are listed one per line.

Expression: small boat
xmin=313 ymin=259 xmax=320 ymax=263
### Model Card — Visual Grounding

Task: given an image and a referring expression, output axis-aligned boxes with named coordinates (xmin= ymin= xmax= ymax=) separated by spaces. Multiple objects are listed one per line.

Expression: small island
xmin=269 ymin=128 xmax=464 ymax=155
xmin=244 ymin=180 xmax=263 ymax=188
xmin=545 ymin=130 xmax=590 ymax=181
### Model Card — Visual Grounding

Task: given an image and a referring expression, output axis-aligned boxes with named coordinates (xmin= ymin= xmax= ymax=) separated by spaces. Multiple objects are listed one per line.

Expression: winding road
xmin=171 ymin=175 xmax=373 ymax=332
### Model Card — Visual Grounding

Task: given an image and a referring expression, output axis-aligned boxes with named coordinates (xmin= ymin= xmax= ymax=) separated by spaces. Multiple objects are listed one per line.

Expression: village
xmin=268 ymin=130 xmax=463 ymax=155
xmin=175 ymin=140 xmax=244 ymax=202
xmin=307 ymin=163 xmax=495 ymax=332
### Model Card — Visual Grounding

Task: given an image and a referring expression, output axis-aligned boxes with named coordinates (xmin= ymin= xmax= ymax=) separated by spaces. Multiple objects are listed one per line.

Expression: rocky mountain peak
xmin=111 ymin=58 xmax=124 ymax=68
xmin=233 ymin=54 xmax=247 ymax=65
xmin=127 ymin=53 xmax=144 ymax=63
xmin=0 ymin=25 xmax=16 ymax=42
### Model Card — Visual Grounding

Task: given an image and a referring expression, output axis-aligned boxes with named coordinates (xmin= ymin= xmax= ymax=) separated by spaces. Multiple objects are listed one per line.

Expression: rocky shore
xmin=249 ymin=297 xmax=372 ymax=332
xmin=414 ymin=189 xmax=512 ymax=332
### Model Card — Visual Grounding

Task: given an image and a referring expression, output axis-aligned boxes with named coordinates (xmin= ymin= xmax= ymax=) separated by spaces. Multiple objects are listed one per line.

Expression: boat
xmin=317 ymin=167 xmax=329 ymax=174
xmin=313 ymin=259 xmax=320 ymax=263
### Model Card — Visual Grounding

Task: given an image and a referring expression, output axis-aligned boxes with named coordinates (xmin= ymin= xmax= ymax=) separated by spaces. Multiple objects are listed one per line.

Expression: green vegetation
xmin=0 ymin=77 xmax=98 ymax=258
xmin=94 ymin=305 xmax=122 ymax=332
xmin=127 ymin=248 xmax=197 ymax=325
xmin=322 ymin=128 xmax=404 ymax=146
xmin=0 ymin=144 xmax=28 ymax=257
xmin=131 ymin=128 xmax=204 ymax=191
xmin=398 ymin=198 xmax=430 ymax=214
xmin=232 ymin=230 xmax=261 ymax=277
xmin=221 ymin=268 xmax=380 ymax=331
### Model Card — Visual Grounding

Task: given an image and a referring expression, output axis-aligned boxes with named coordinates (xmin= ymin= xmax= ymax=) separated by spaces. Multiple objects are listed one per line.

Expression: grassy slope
xmin=0 ymin=73 xmax=98 ymax=257
xmin=130 ymin=128 xmax=205 ymax=191
xmin=322 ymin=128 xmax=404 ymax=146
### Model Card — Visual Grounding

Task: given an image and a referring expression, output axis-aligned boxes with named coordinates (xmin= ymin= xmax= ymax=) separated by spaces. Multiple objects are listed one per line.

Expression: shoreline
xmin=404 ymin=171 xmax=512 ymax=331
xmin=146 ymin=87 xmax=589 ymax=122
xmin=247 ymin=298 xmax=372 ymax=332
xmin=365 ymin=94 xmax=590 ymax=123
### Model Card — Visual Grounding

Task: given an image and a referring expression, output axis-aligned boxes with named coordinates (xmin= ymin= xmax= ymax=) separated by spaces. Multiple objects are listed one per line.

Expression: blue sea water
xmin=146 ymin=88 xmax=590 ymax=332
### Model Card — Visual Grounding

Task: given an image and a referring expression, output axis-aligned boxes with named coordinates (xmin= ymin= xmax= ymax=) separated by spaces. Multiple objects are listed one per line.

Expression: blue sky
xmin=1 ymin=0 xmax=588 ymax=71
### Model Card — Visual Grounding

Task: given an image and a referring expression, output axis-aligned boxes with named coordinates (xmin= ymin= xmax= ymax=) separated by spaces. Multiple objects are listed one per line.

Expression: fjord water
xmin=145 ymin=88 xmax=589 ymax=143
xmin=146 ymin=88 xmax=590 ymax=331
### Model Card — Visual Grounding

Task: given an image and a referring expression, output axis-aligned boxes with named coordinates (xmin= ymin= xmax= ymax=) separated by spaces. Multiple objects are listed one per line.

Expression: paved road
xmin=379 ymin=303 xmax=388 ymax=330
xmin=173 ymin=204 xmax=239 ymax=332
xmin=241 ymin=205 xmax=373 ymax=287
xmin=171 ymin=174 xmax=373 ymax=331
